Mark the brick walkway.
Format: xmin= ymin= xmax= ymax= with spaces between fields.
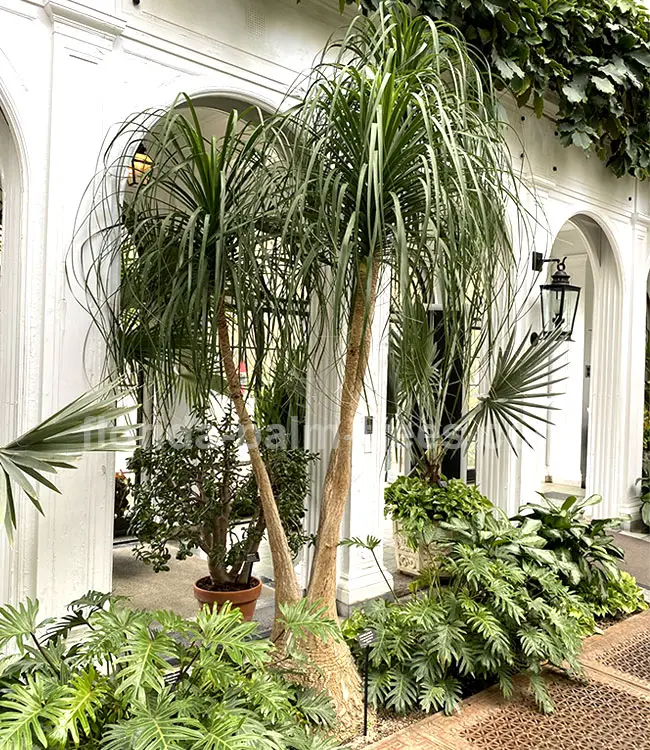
xmin=366 ymin=610 xmax=650 ymax=750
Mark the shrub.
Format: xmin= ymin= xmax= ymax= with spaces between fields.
xmin=580 ymin=570 xmax=648 ymax=620
xmin=128 ymin=410 xmax=316 ymax=586
xmin=344 ymin=511 xmax=585 ymax=715
xmin=513 ymin=494 xmax=635 ymax=610
xmin=0 ymin=593 xmax=340 ymax=750
xmin=385 ymin=476 xmax=492 ymax=545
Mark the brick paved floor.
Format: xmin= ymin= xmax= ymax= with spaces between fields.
xmin=365 ymin=610 xmax=650 ymax=750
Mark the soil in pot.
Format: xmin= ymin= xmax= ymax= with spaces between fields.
xmin=193 ymin=576 xmax=263 ymax=621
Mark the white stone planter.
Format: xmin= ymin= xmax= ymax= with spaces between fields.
xmin=392 ymin=520 xmax=431 ymax=576
xmin=392 ymin=520 xmax=452 ymax=577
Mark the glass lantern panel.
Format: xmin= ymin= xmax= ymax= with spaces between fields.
xmin=550 ymin=289 xmax=566 ymax=330
xmin=562 ymin=286 xmax=581 ymax=339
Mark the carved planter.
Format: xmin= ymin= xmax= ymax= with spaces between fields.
xmin=392 ymin=520 xmax=451 ymax=577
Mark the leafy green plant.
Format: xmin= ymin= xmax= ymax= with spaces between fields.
xmin=338 ymin=0 xmax=650 ymax=180
xmin=641 ymin=490 xmax=650 ymax=529
xmin=0 ymin=593 xmax=340 ymax=750
xmin=514 ymin=494 xmax=627 ymax=605
xmin=344 ymin=511 xmax=585 ymax=715
xmin=580 ymin=570 xmax=648 ymax=619
xmin=129 ymin=410 xmax=316 ymax=587
xmin=1 ymin=385 xmax=136 ymax=540
xmin=637 ymin=470 xmax=650 ymax=530
xmin=385 ymin=476 xmax=492 ymax=545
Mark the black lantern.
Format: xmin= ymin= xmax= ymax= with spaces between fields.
xmin=127 ymin=141 xmax=153 ymax=187
xmin=532 ymin=251 xmax=581 ymax=341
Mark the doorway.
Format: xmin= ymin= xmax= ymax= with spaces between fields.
xmin=544 ymin=221 xmax=594 ymax=491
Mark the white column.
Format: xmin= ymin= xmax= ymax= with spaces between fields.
xmin=583 ymin=223 xmax=625 ymax=518
xmin=32 ymin=3 xmax=125 ymax=616
xmin=618 ymin=219 xmax=649 ymax=522
xmin=303 ymin=275 xmax=391 ymax=612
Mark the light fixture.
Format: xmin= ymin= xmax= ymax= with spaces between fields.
xmin=127 ymin=141 xmax=153 ymax=187
xmin=531 ymin=251 xmax=581 ymax=342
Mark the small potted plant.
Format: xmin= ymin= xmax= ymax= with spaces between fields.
xmin=113 ymin=470 xmax=133 ymax=538
xmin=128 ymin=409 xmax=315 ymax=619
xmin=385 ymin=474 xmax=492 ymax=575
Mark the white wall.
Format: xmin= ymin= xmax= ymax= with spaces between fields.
xmin=478 ymin=103 xmax=650 ymax=521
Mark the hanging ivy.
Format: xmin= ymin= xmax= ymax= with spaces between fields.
xmin=336 ymin=0 xmax=650 ymax=179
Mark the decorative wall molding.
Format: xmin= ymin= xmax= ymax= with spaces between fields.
xmin=45 ymin=0 xmax=125 ymax=62
xmin=45 ymin=1 xmax=126 ymax=38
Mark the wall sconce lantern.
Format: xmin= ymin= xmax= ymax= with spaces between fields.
xmin=127 ymin=141 xmax=153 ymax=187
xmin=531 ymin=251 xmax=581 ymax=342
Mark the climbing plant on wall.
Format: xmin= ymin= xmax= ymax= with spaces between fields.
xmin=336 ymin=0 xmax=650 ymax=180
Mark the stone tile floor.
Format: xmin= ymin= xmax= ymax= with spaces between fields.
xmin=365 ymin=609 xmax=650 ymax=750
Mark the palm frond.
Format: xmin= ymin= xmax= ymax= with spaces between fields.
xmin=0 ymin=384 xmax=138 ymax=539
xmin=458 ymin=329 xmax=568 ymax=454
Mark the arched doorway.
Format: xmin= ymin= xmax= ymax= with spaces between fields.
xmin=540 ymin=214 xmax=623 ymax=517
xmin=109 ymin=95 xmax=290 ymax=617
xmin=543 ymin=222 xmax=594 ymax=490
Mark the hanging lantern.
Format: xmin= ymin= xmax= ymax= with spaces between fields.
xmin=127 ymin=141 xmax=153 ymax=187
xmin=535 ymin=255 xmax=581 ymax=340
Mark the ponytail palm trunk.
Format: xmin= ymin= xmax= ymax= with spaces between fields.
xmin=307 ymin=262 xmax=380 ymax=616
xmin=281 ymin=6 xmax=527 ymax=614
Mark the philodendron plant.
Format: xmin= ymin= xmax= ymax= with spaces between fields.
xmin=0 ymin=593 xmax=340 ymax=750
xmin=128 ymin=409 xmax=316 ymax=589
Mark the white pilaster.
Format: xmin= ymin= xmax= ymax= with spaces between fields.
xmin=303 ymin=274 xmax=391 ymax=611
xmin=619 ymin=217 xmax=649 ymax=522
xmin=32 ymin=2 xmax=125 ymax=615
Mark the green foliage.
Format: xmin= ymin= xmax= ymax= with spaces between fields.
xmin=638 ymin=471 xmax=650 ymax=529
xmin=344 ymin=511 xmax=586 ymax=716
xmin=114 ymin=470 xmax=132 ymax=522
xmin=514 ymin=494 xmax=629 ymax=606
xmin=340 ymin=0 xmax=650 ymax=179
xmin=385 ymin=477 xmax=492 ymax=545
xmin=581 ymin=570 xmax=648 ymax=619
xmin=128 ymin=410 xmax=315 ymax=584
xmin=0 ymin=385 xmax=137 ymax=540
xmin=0 ymin=593 xmax=339 ymax=750
xmin=641 ymin=492 xmax=650 ymax=529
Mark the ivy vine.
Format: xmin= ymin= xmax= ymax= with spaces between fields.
xmin=337 ymin=0 xmax=650 ymax=180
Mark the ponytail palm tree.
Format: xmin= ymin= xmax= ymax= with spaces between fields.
xmin=76 ymin=3 xmax=558 ymax=733
xmin=279 ymin=6 xmax=530 ymax=609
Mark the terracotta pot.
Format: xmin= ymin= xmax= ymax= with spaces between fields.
xmin=193 ymin=576 xmax=263 ymax=621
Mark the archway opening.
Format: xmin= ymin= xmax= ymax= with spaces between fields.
xmin=109 ymin=97 xmax=294 ymax=627
xmin=538 ymin=213 xmax=623 ymax=520
xmin=542 ymin=221 xmax=594 ymax=492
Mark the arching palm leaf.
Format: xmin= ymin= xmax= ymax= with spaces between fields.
xmin=0 ymin=385 xmax=137 ymax=540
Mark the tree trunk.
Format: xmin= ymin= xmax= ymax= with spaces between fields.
xmin=216 ymin=299 xmax=301 ymax=618
xmin=307 ymin=261 xmax=380 ymax=618
xmin=302 ymin=261 xmax=381 ymax=739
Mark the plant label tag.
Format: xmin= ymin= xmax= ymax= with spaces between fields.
xmin=357 ymin=628 xmax=377 ymax=647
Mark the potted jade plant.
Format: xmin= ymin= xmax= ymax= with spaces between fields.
xmin=128 ymin=409 xmax=315 ymax=619
xmin=385 ymin=474 xmax=492 ymax=576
